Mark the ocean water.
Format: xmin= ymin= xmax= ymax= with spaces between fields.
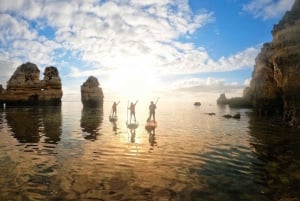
xmin=0 ymin=99 xmax=299 ymax=201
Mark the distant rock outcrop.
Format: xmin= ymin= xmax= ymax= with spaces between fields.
xmin=81 ymin=76 xmax=104 ymax=107
xmin=243 ymin=0 xmax=300 ymax=125
xmin=217 ymin=93 xmax=251 ymax=108
xmin=217 ymin=93 xmax=229 ymax=105
xmin=0 ymin=62 xmax=63 ymax=106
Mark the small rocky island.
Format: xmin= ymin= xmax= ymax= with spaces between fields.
xmin=0 ymin=62 xmax=63 ymax=106
xmin=217 ymin=93 xmax=252 ymax=108
xmin=81 ymin=76 xmax=104 ymax=107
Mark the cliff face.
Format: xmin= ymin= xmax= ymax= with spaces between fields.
xmin=244 ymin=0 xmax=300 ymax=125
xmin=81 ymin=76 xmax=104 ymax=107
xmin=0 ymin=62 xmax=63 ymax=106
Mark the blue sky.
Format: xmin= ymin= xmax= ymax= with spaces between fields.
xmin=0 ymin=0 xmax=295 ymax=101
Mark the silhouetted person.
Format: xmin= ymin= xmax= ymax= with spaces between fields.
xmin=147 ymin=101 xmax=157 ymax=122
xmin=128 ymin=101 xmax=138 ymax=123
xmin=111 ymin=101 xmax=120 ymax=116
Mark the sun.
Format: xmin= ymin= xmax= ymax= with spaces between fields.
xmin=106 ymin=65 xmax=160 ymax=99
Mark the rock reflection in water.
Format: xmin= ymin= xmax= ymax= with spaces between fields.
xmin=191 ymin=145 xmax=268 ymax=201
xmin=5 ymin=106 xmax=62 ymax=144
xmin=42 ymin=106 xmax=62 ymax=144
xmin=0 ymin=107 xmax=4 ymax=130
xmin=248 ymin=115 xmax=300 ymax=200
xmin=80 ymin=106 xmax=103 ymax=141
xmin=5 ymin=107 xmax=41 ymax=143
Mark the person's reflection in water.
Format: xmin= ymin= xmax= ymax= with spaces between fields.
xmin=129 ymin=129 xmax=136 ymax=143
xmin=112 ymin=121 xmax=118 ymax=134
xmin=80 ymin=106 xmax=103 ymax=141
xmin=109 ymin=115 xmax=118 ymax=134
xmin=146 ymin=128 xmax=157 ymax=148
xmin=5 ymin=107 xmax=41 ymax=143
xmin=42 ymin=106 xmax=62 ymax=144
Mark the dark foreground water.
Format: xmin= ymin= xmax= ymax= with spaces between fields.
xmin=0 ymin=100 xmax=299 ymax=201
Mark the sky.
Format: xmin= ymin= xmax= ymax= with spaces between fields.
xmin=0 ymin=0 xmax=296 ymax=102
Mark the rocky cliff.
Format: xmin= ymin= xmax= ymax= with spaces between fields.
xmin=243 ymin=0 xmax=300 ymax=125
xmin=81 ymin=76 xmax=104 ymax=107
xmin=0 ymin=62 xmax=63 ymax=106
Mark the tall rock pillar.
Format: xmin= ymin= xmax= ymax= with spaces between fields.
xmin=81 ymin=76 xmax=104 ymax=107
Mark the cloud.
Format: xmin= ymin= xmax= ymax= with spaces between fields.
xmin=164 ymin=76 xmax=249 ymax=102
xmin=0 ymin=0 xmax=260 ymax=96
xmin=171 ymin=77 xmax=246 ymax=93
xmin=0 ymin=60 xmax=20 ymax=88
xmin=243 ymin=0 xmax=295 ymax=20
xmin=243 ymin=78 xmax=251 ymax=86
xmin=160 ymin=45 xmax=259 ymax=75
xmin=0 ymin=13 xmax=38 ymax=43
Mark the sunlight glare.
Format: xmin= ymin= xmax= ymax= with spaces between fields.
xmin=106 ymin=62 xmax=160 ymax=99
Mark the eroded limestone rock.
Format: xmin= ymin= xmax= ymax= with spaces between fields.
xmin=243 ymin=0 xmax=300 ymax=125
xmin=217 ymin=93 xmax=228 ymax=105
xmin=0 ymin=62 xmax=63 ymax=106
xmin=81 ymin=76 xmax=104 ymax=107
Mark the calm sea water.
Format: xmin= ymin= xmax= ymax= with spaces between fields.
xmin=0 ymin=99 xmax=299 ymax=201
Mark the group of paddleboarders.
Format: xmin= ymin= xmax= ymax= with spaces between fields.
xmin=110 ymin=99 xmax=157 ymax=124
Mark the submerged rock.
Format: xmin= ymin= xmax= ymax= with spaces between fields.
xmin=81 ymin=76 xmax=104 ymax=107
xmin=222 ymin=112 xmax=241 ymax=119
xmin=194 ymin=102 xmax=201 ymax=106
xmin=223 ymin=114 xmax=232 ymax=119
xmin=205 ymin=112 xmax=216 ymax=116
xmin=232 ymin=112 xmax=241 ymax=119
xmin=0 ymin=62 xmax=63 ymax=106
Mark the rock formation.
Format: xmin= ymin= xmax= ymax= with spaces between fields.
xmin=194 ymin=102 xmax=201 ymax=106
xmin=217 ymin=93 xmax=228 ymax=105
xmin=243 ymin=0 xmax=300 ymax=125
xmin=0 ymin=62 xmax=63 ymax=106
xmin=81 ymin=76 xmax=104 ymax=107
xmin=217 ymin=93 xmax=252 ymax=108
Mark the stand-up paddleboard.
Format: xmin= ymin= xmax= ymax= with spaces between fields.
xmin=145 ymin=120 xmax=157 ymax=130
xmin=126 ymin=121 xmax=139 ymax=129
xmin=109 ymin=115 xmax=118 ymax=122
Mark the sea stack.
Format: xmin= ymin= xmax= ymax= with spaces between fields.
xmin=0 ymin=62 xmax=63 ymax=106
xmin=81 ymin=76 xmax=104 ymax=107
xmin=243 ymin=0 xmax=300 ymax=125
xmin=217 ymin=93 xmax=228 ymax=105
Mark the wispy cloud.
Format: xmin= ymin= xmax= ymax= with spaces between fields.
xmin=171 ymin=77 xmax=247 ymax=93
xmin=243 ymin=0 xmax=295 ymax=20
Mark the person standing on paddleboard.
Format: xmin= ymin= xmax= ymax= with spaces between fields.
xmin=129 ymin=101 xmax=138 ymax=123
xmin=111 ymin=101 xmax=120 ymax=116
xmin=148 ymin=101 xmax=157 ymax=122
